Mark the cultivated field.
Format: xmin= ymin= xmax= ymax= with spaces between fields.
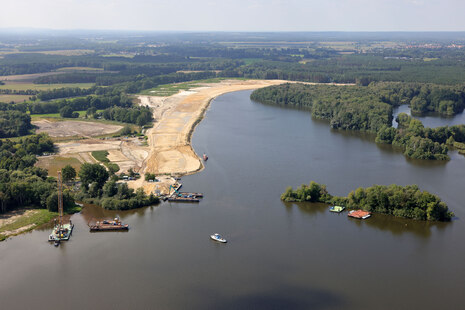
xmin=0 ymin=72 xmax=67 ymax=84
xmin=0 ymin=83 xmax=95 ymax=90
xmin=0 ymin=94 xmax=30 ymax=103
xmin=56 ymin=67 xmax=103 ymax=71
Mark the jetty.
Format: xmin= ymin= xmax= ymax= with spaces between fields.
xmin=167 ymin=184 xmax=203 ymax=202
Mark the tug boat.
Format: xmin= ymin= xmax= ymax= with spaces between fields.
xmin=210 ymin=233 xmax=227 ymax=243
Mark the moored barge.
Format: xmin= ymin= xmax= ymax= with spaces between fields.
xmin=89 ymin=218 xmax=129 ymax=231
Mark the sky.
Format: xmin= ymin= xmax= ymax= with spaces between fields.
xmin=0 ymin=0 xmax=464 ymax=32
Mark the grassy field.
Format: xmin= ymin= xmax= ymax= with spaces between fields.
xmin=36 ymin=156 xmax=82 ymax=178
xmin=30 ymin=110 xmax=91 ymax=120
xmin=0 ymin=209 xmax=58 ymax=241
xmin=91 ymin=150 xmax=120 ymax=173
xmin=0 ymin=94 xmax=31 ymax=103
xmin=0 ymin=83 xmax=95 ymax=91
xmin=91 ymin=150 xmax=110 ymax=163
xmin=31 ymin=110 xmax=90 ymax=121
xmin=139 ymin=77 xmax=247 ymax=96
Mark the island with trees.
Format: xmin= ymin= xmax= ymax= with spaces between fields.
xmin=281 ymin=181 xmax=453 ymax=222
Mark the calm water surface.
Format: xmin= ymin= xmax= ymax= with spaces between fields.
xmin=393 ymin=104 xmax=465 ymax=127
xmin=1 ymin=90 xmax=465 ymax=309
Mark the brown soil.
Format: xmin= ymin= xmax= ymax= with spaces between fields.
xmin=33 ymin=120 xmax=123 ymax=138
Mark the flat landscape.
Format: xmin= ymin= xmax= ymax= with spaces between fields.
xmin=1 ymin=25 xmax=465 ymax=310
xmin=0 ymin=83 xmax=94 ymax=90
xmin=33 ymin=119 xmax=122 ymax=137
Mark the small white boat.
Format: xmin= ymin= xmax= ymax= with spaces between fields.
xmin=210 ymin=233 xmax=227 ymax=243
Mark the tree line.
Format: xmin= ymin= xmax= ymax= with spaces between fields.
xmin=101 ymin=106 xmax=153 ymax=126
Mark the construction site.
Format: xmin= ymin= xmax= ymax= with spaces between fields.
xmin=35 ymin=79 xmax=287 ymax=197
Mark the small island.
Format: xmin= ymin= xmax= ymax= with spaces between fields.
xmin=281 ymin=181 xmax=453 ymax=222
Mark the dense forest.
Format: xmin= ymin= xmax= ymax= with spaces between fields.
xmin=0 ymin=111 xmax=33 ymax=138
xmin=281 ymin=181 xmax=453 ymax=222
xmin=0 ymin=134 xmax=72 ymax=215
xmin=251 ymin=83 xmax=465 ymax=160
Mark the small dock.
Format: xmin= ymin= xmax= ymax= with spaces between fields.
xmin=166 ymin=183 xmax=203 ymax=202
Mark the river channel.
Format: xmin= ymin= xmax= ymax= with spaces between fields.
xmin=1 ymin=90 xmax=465 ymax=309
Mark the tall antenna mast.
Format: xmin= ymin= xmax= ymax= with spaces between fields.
xmin=57 ymin=171 xmax=63 ymax=228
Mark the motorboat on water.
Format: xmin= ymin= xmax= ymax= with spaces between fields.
xmin=329 ymin=205 xmax=345 ymax=213
xmin=210 ymin=233 xmax=227 ymax=243
xmin=203 ymin=153 xmax=208 ymax=161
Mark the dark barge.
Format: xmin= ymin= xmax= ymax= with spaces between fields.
xmin=89 ymin=218 xmax=129 ymax=231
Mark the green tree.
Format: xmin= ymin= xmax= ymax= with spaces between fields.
xmin=46 ymin=190 xmax=76 ymax=212
xmin=120 ymin=125 xmax=132 ymax=136
xmin=78 ymin=163 xmax=109 ymax=190
xmin=62 ymin=165 xmax=76 ymax=182
xmin=59 ymin=106 xmax=74 ymax=118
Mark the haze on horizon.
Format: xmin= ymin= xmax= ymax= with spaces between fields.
xmin=0 ymin=0 xmax=464 ymax=32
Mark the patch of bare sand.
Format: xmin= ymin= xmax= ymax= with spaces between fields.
xmin=50 ymin=138 xmax=150 ymax=174
xmin=58 ymin=139 xmax=122 ymax=154
xmin=0 ymin=209 xmax=39 ymax=237
xmin=33 ymin=120 xmax=122 ymax=138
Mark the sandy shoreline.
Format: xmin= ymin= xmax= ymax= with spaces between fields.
xmin=130 ymin=79 xmax=290 ymax=193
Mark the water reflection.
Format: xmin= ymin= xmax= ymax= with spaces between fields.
xmin=209 ymin=284 xmax=346 ymax=310
xmin=79 ymin=203 xmax=156 ymax=223
xmin=286 ymin=201 xmax=447 ymax=238
xmin=393 ymin=105 xmax=465 ymax=128
xmin=362 ymin=213 xmax=448 ymax=238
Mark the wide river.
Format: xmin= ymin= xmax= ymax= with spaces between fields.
xmin=1 ymin=90 xmax=465 ymax=309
